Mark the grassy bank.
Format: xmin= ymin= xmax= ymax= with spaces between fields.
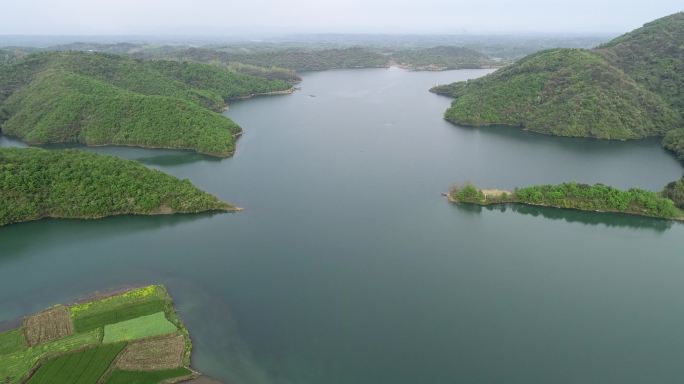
xmin=448 ymin=182 xmax=684 ymax=221
xmin=0 ymin=285 xmax=202 ymax=384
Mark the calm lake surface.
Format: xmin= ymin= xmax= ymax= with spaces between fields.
xmin=1 ymin=68 xmax=683 ymax=384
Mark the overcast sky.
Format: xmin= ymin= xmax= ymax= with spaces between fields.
xmin=1 ymin=0 xmax=681 ymax=35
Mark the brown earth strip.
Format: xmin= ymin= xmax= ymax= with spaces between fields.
xmin=23 ymin=305 xmax=73 ymax=346
xmin=178 ymin=376 xmax=223 ymax=384
xmin=116 ymin=334 xmax=185 ymax=370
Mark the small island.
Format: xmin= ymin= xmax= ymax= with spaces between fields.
xmin=0 ymin=147 xmax=236 ymax=227
xmin=448 ymin=180 xmax=684 ymax=221
xmin=0 ymin=285 xmax=215 ymax=384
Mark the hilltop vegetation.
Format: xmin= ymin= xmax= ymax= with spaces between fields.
xmin=437 ymin=48 xmax=678 ymax=139
xmin=449 ymin=181 xmax=684 ymax=221
xmin=0 ymin=147 xmax=234 ymax=226
xmin=134 ymin=45 xmax=504 ymax=72
xmin=391 ymin=46 xmax=496 ymax=70
xmin=0 ymin=51 xmax=292 ymax=156
xmin=0 ymin=47 xmax=36 ymax=65
xmin=135 ymin=46 xmax=389 ymax=72
xmin=41 ymin=43 xmax=504 ymax=73
xmin=662 ymin=177 xmax=684 ymax=209
xmin=596 ymin=13 xmax=684 ymax=117
xmin=663 ymin=128 xmax=684 ymax=159
xmin=0 ymin=285 xmax=202 ymax=384
xmin=434 ymin=12 xmax=684 ymax=145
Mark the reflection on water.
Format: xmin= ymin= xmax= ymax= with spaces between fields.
xmin=0 ymin=134 xmax=221 ymax=166
xmin=454 ymin=203 xmax=674 ymax=232
xmin=0 ymin=212 xmax=226 ymax=260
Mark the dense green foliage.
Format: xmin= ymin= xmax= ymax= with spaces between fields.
xmin=105 ymin=367 xmax=193 ymax=384
xmin=0 ymin=51 xmax=291 ymax=155
xmin=450 ymin=182 xmax=683 ymax=220
xmin=224 ymin=62 xmax=300 ymax=82
xmin=0 ymin=148 xmax=232 ymax=226
xmin=451 ymin=184 xmax=486 ymax=204
xmin=391 ymin=46 xmax=496 ymax=70
xmin=26 ymin=343 xmax=126 ymax=384
xmin=438 ymin=48 xmax=678 ymax=139
xmin=136 ymin=45 xmax=504 ymax=72
xmin=662 ymin=177 xmax=684 ymax=209
xmin=0 ymin=48 xmax=36 ymax=65
xmin=663 ymin=128 xmax=684 ymax=159
xmin=435 ymin=12 xmax=684 ymax=141
xmin=137 ymin=46 xmax=389 ymax=72
xmin=597 ymin=12 xmax=684 ymax=118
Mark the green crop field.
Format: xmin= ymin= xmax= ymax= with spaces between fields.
xmin=0 ymin=329 xmax=101 ymax=383
xmin=73 ymin=299 xmax=167 ymax=333
xmin=27 ymin=343 xmax=126 ymax=384
xmin=105 ymin=367 xmax=193 ymax=384
xmin=0 ymin=285 xmax=196 ymax=384
xmin=70 ymin=285 xmax=172 ymax=332
xmin=103 ymin=312 xmax=178 ymax=344
xmin=0 ymin=329 xmax=26 ymax=355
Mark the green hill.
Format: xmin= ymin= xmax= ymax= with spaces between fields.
xmin=390 ymin=46 xmax=497 ymax=70
xmin=596 ymin=13 xmax=684 ymax=116
xmin=0 ymin=147 xmax=234 ymax=226
xmin=0 ymin=51 xmax=292 ymax=156
xmin=433 ymin=12 xmax=683 ymax=146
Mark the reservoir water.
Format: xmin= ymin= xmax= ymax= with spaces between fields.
xmin=1 ymin=68 xmax=683 ymax=384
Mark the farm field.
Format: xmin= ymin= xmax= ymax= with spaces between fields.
xmin=0 ymin=285 xmax=203 ymax=384
xmin=26 ymin=343 xmax=126 ymax=384
xmin=102 ymin=312 xmax=178 ymax=343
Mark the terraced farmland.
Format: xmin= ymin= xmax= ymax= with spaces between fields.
xmin=0 ymin=285 xmax=203 ymax=384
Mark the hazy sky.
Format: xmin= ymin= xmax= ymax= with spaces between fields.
xmin=1 ymin=0 xmax=681 ymax=35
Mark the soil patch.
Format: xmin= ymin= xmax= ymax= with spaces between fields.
xmin=116 ymin=334 xmax=185 ymax=370
xmin=23 ymin=306 xmax=73 ymax=346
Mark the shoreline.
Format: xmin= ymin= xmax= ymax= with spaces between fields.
xmin=1 ymin=132 xmax=240 ymax=158
xmin=393 ymin=63 xmax=504 ymax=72
xmin=0 ymin=206 xmax=242 ymax=228
xmin=227 ymin=87 xmax=297 ymax=102
xmin=445 ymin=189 xmax=684 ymax=222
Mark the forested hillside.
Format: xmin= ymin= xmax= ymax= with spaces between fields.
xmin=433 ymin=12 xmax=683 ymax=153
xmin=0 ymin=51 xmax=292 ymax=156
xmin=0 ymin=148 xmax=234 ymax=226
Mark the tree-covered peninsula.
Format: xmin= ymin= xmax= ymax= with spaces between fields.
xmin=432 ymin=12 xmax=684 ymax=155
xmin=0 ymin=51 xmax=293 ymax=156
xmin=448 ymin=180 xmax=684 ymax=221
xmin=0 ymin=147 xmax=235 ymax=226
